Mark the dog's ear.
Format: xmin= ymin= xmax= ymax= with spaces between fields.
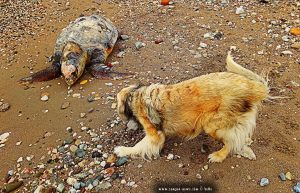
xmin=117 ymin=85 xmax=137 ymax=120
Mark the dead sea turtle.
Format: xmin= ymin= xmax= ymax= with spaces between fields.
xmin=19 ymin=15 xmax=129 ymax=86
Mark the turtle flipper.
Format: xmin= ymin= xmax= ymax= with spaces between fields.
xmin=19 ymin=63 xmax=61 ymax=85
xmin=87 ymin=63 xmax=133 ymax=79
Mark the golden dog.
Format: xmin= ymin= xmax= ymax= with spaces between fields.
xmin=114 ymin=52 xmax=269 ymax=163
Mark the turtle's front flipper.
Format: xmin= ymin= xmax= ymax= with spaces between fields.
xmin=87 ymin=63 xmax=133 ymax=79
xmin=18 ymin=63 xmax=61 ymax=85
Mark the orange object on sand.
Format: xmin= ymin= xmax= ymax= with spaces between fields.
xmin=161 ymin=0 xmax=170 ymax=6
xmin=290 ymin=28 xmax=300 ymax=35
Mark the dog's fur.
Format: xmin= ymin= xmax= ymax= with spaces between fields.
xmin=114 ymin=52 xmax=269 ymax=163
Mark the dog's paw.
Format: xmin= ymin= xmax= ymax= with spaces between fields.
xmin=237 ymin=146 xmax=256 ymax=160
xmin=208 ymin=152 xmax=226 ymax=163
xmin=114 ymin=146 xmax=130 ymax=157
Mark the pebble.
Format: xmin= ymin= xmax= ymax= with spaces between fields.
xmin=0 ymin=132 xmax=10 ymax=146
xmin=203 ymin=165 xmax=209 ymax=170
xmin=135 ymin=41 xmax=145 ymax=50
xmin=259 ymin=178 xmax=269 ymax=186
xmin=105 ymin=82 xmax=113 ymax=86
xmin=61 ymin=102 xmax=70 ymax=109
xmin=285 ymin=172 xmax=292 ymax=180
xmin=196 ymin=174 xmax=202 ymax=180
xmin=56 ymin=183 xmax=65 ymax=192
xmin=111 ymin=103 xmax=117 ymax=109
xmin=167 ymin=153 xmax=174 ymax=160
xmin=100 ymin=161 xmax=106 ymax=167
xmin=117 ymin=51 xmax=125 ymax=58
xmin=107 ymin=154 xmax=117 ymax=163
xmin=80 ymin=113 xmax=86 ymax=118
xmin=199 ymin=42 xmax=207 ymax=48
xmin=17 ymin=157 xmax=23 ymax=163
xmin=279 ymin=172 xmax=286 ymax=181
xmin=0 ymin=102 xmax=10 ymax=112
xmin=40 ymin=95 xmax=49 ymax=101
xmin=155 ymin=38 xmax=164 ymax=44
xmin=72 ymin=93 xmax=81 ymax=98
xmin=3 ymin=181 xmax=24 ymax=192
xmin=128 ymin=181 xmax=136 ymax=187
xmin=235 ymin=6 xmax=245 ymax=14
xmin=120 ymin=35 xmax=129 ymax=40
xmin=294 ymin=182 xmax=300 ymax=193
xmin=291 ymin=42 xmax=300 ymax=49
xmin=96 ymin=182 xmax=112 ymax=191
xmin=67 ymin=177 xmax=77 ymax=185
xmin=115 ymin=156 xmax=128 ymax=166
xmin=70 ymin=145 xmax=78 ymax=153
xmin=79 ymin=80 xmax=88 ymax=85
xmin=121 ymin=179 xmax=126 ymax=184
xmin=87 ymin=95 xmax=95 ymax=102
xmin=281 ymin=50 xmax=293 ymax=55
xmin=91 ymin=151 xmax=102 ymax=158
xmin=75 ymin=149 xmax=86 ymax=158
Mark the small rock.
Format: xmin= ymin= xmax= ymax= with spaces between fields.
xmin=80 ymin=80 xmax=88 ymax=85
xmin=0 ymin=102 xmax=10 ymax=112
xmin=128 ymin=181 xmax=135 ymax=187
xmin=66 ymin=127 xmax=73 ymax=133
xmin=3 ymin=181 xmax=23 ymax=192
xmin=75 ymin=149 xmax=86 ymax=158
xmin=196 ymin=174 xmax=202 ymax=180
xmin=93 ymin=180 xmax=100 ymax=186
xmin=281 ymin=50 xmax=293 ymax=55
xmin=120 ymin=35 xmax=129 ymax=40
xmin=155 ymin=38 xmax=164 ymax=44
xmin=87 ymin=95 xmax=95 ymax=102
xmin=70 ymin=145 xmax=78 ymax=153
xmin=56 ymin=183 xmax=65 ymax=192
xmin=203 ymin=165 xmax=209 ymax=170
xmin=236 ymin=6 xmax=245 ymax=14
xmin=259 ymin=178 xmax=269 ymax=187
xmin=72 ymin=93 xmax=81 ymax=98
xmin=61 ymin=102 xmax=70 ymax=109
xmin=117 ymin=51 xmax=125 ymax=58
xmin=0 ymin=132 xmax=10 ymax=145
xmin=67 ymin=177 xmax=77 ymax=186
xmin=111 ymin=103 xmax=117 ymax=109
xmin=167 ymin=154 xmax=174 ymax=160
xmin=279 ymin=172 xmax=286 ymax=181
xmin=291 ymin=42 xmax=300 ymax=49
xmin=40 ymin=95 xmax=49 ymax=101
xmin=137 ymin=164 xmax=143 ymax=168
xmin=96 ymin=182 xmax=112 ymax=191
xmin=199 ymin=42 xmax=207 ymax=48
xmin=293 ymin=182 xmax=300 ymax=193
xmin=286 ymin=172 xmax=292 ymax=180
xmin=105 ymin=83 xmax=113 ymax=86
xmin=115 ymin=156 xmax=128 ymax=166
xmin=100 ymin=161 xmax=106 ymax=167
xmin=91 ymin=151 xmax=102 ymax=158
xmin=17 ymin=157 xmax=23 ymax=163
xmin=80 ymin=113 xmax=86 ymax=118
xmin=121 ymin=179 xmax=126 ymax=184
xmin=135 ymin=41 xmax=145 ymax=50
xmin=107 ymin=154 xmax=117 ymax=163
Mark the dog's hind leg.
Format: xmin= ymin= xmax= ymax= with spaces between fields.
xmin=208 ymin=141 xmax=231 ymax=163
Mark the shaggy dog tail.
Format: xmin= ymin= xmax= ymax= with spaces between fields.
xmin=226 ymin=52 xmax=268 ymax=87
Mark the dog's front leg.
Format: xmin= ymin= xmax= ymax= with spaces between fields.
xmin=114 ymin=116 xmax=165 ymax=159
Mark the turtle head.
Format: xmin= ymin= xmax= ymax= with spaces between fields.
xmin=61 ymin=42 xmax=88 ymax=86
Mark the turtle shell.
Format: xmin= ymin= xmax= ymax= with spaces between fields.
xmin=54 ymin=15 xmax=118 ymax=53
